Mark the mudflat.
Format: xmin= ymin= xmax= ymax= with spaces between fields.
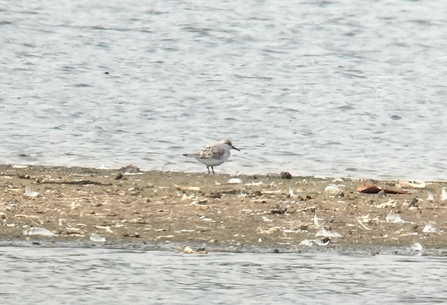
xmin=0 ymin=164 xmax=445 ymax=252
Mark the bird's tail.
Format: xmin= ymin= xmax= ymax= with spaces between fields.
xmin=183 ymin=153 xmax=196 ymax=158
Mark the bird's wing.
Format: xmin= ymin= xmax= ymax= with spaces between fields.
xmin=198 ymin=144 xmax=225 ymax=160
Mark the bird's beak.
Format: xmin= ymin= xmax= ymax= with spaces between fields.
xmin=232 ymin=145 xmax=240 ymax=151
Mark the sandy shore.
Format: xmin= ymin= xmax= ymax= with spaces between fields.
xmin=0 ymin=164 xmax=446 ymax=254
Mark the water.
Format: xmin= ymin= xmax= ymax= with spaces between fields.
xmin=1 ymin=0 xmax=447 ymax=180
xmin=0 ymin=247 xmax=445 ymax=304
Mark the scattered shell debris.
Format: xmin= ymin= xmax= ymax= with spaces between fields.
xmin=246 ymin=181 xmax=263 ymax=186
xmin=396 ymin=180 xmax=426 ymax=189
xmin=376 ymin=199 xmax=396 ymax=209
xmin=299 ymin=238 xmax=330 ymax=247
xmin=178 ymin=246 xmax=208 ymax=254
xmin=315 ymin=228 xmax=342 ymax=238
xmin=0 ymin=165 xmax=446 ymax=250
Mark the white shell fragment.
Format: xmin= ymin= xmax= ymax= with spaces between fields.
xmin=227 ymin=178 xmax=243 ymax=184
xmin=23 ymin=227 xmax=56 ymax=236
xmin=236 ymin=190 xmax=247 ymax=197
xmin=94 ymin=225 xmax=113 ymax=233
xmin=183 ymin=246 xmax=195 ymax=254
xmin=90 ymin=233 xmax=106 ymax=243
xmin=324 ymin=184 xmax=340 ymax=193
xmin=262 ymin=216 xmax=273 ymax=222
xmin=422 ymin=221 xmax=436 ymax=233
xmin=441 ymin=188 xmax=447 ymax=201
xmin=299 ymin=239 xmax=314 ymax=247
xmin=200 ymin=216 xmax=214 ymax=222
xmin=24 ymin=186 xmax=39 ymax=198
xmin=12 ymin=165 xmax=29 ymax=169
xmin=385 ymin=211 xmax=405 ymax=223
xmin=397 ymin=180 xmax=426 ymax=189
xmin=411 ymin=242 xmax=423 ymax=252
xmin=175 ymin=185 xmax=200 ymax=191
xmin=289 ymin=188 xmax=297 ymax=198
xmin=299 ymin=238 xmax=331 ymax=246
xmin=313 ymin=214 xmax=324 ymax=228
xmin=245 ymin=181 xmax=263 ymax=186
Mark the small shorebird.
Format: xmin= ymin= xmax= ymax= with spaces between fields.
xmin=183 ymin=139 xmax=240 ymax=174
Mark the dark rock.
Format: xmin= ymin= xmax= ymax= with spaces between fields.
xmin=280 ymin=171 xmax=292 ymax=179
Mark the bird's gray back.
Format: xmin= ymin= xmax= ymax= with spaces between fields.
xmin=198 ymin=143 xmax=227 ymax=160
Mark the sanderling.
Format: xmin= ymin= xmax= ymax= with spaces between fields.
xmin=183 ymin=139 xmax=240 ymax=174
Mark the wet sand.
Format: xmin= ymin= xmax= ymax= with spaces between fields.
xmin=0 ymin=164 xmax=446 ymax=253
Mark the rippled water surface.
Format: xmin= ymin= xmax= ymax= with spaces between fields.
xmin=0 ymin=247 xmax=446 ymax=304
xmin=1 ymin=0 xmax=447 ymax=180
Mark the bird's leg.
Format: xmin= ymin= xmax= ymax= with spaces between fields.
xmin=211 ymin=166 xmax=215 ymax=174
xmin=207 ymin=166 xmax=211 ymax=174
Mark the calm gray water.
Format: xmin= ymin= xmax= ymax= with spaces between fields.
xmin=0 ymin=247 xmax=446 ymax=305
xmin=1 ymin=1 xmax=447 ymax=180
